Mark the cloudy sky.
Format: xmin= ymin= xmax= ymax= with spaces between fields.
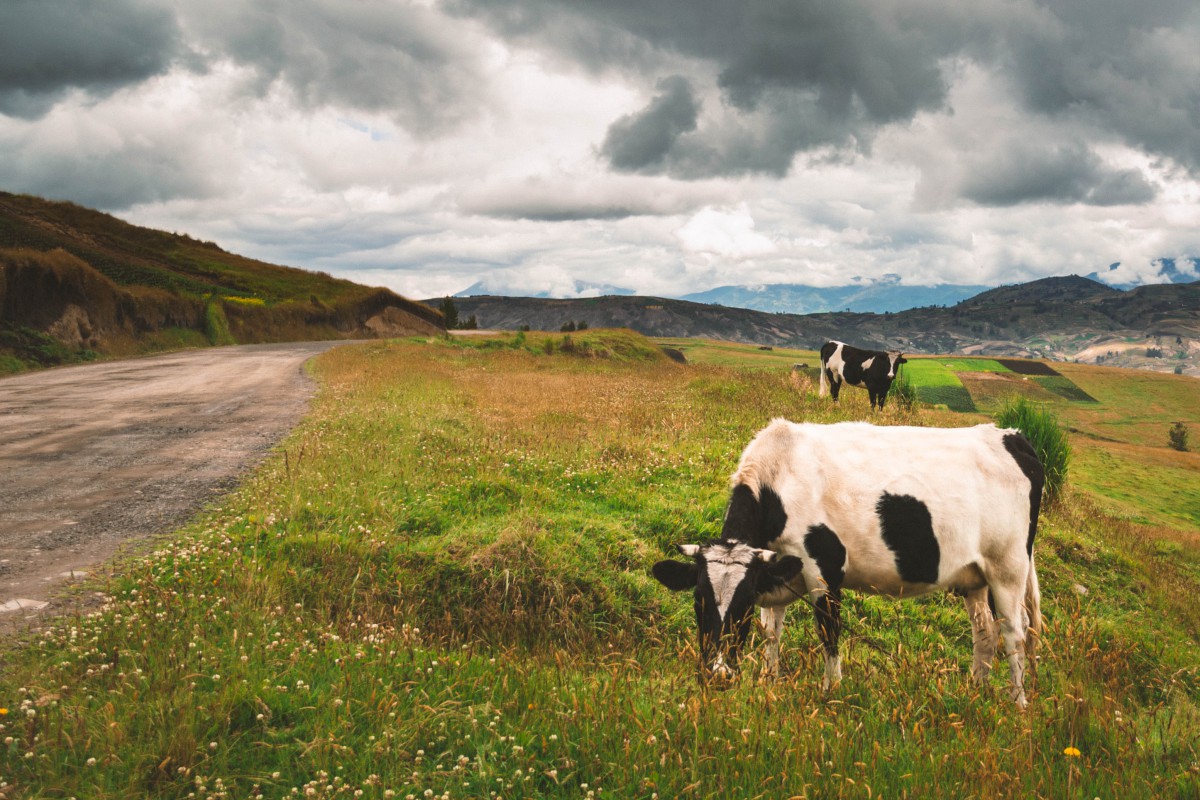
xmin=2 ymin=0 xmax=1198 ymax=299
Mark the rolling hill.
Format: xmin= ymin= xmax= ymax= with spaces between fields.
xmin=443 ymin=276 xmax=1200 ymax=376
xmin=0 ymin=192 xmax=443 ymax=372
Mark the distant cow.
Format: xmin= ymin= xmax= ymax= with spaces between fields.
xmin=819 ymin=341 xmax=907 ymax=410
xmin=653 ymin=419 xmax=1044 ymax=707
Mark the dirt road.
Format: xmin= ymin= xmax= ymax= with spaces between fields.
xmin=0 ymin=341 xmax=351 ymax=634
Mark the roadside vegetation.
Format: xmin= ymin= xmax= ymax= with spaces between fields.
xmin=1 ymin=331 xmax=1197 ymax=798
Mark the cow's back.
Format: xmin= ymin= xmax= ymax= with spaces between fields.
xmin=732 ymin=420 xmax=1036 ymax=591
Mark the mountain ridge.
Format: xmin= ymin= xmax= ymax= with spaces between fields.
xmin=442 ymin=277 xmax=1200 ymax=375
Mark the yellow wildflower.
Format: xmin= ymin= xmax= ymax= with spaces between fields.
xmin=1063 ymin=746 xmax=1081 ymax=757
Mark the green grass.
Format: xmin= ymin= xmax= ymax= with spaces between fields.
xmin=1033 ymin=376 xmax=1098 ymax=403
xmin=899 ymin=359 xmax=978 ymax=412
xmin=2 ymin=333 xmax=1198 ymax=799
xmin=653 ymin=337 xmax=819 ymax=371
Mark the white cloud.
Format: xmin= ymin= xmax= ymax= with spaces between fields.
xmin=676 ymin=204 xmax=775 ymax=259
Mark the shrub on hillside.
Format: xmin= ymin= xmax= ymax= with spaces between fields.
xmin=994 ymin=395 xmax=1070 ymax=504
xmin=1168 ymin=422 xmax=1189 ymax=452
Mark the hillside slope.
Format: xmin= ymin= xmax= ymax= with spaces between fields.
xmin=446 ymin=276 xmax=1200 ymax=375
xmin=0 ymin=192 xmax=443 ymax=371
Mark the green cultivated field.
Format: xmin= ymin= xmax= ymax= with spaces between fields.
xmin=2 ymin=331 xmax=1198 ymax=799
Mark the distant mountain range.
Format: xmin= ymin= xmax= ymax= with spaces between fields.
xmin=676 ymin=281 xmax=990 ymax=314
xmin=1086 ymin=258 xmax=1200 ymax=290
xmin=457 ymin=278 xmax=986 ymax=315
xmin=457 ymin=259 xmax=1198 ymax=317
xmin=443 ymin=275 xmax=1200 ymax=376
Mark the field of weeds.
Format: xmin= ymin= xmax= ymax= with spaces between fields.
xmin=2 ymin=331 xmax=1197 ymax=799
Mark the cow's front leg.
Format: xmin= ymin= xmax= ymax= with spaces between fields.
xmin=760 ymin=605 xmax=786 ymax=677
xmin=813 ymin=588 xmax=843 ymax=691
xmin=963 ymin=587 xmax=997 ymax=684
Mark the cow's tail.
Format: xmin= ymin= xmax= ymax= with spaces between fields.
xmin=1024 ymin=555 xmax=1042 ymax=668
xmin=819 ymin=359 xmax=828 ymax=397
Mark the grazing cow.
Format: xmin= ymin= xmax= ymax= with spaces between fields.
xmin=819 ymin=340 xmax=907 ymax=410
xmin=653 ymin=419 xmax=1043 ymax=706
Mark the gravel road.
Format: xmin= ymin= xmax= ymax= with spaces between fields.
xmin=0 ymin=341 xmax=351 ymax=634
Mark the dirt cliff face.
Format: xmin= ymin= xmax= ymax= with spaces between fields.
xmin=1 ymin=248 xmax=207 ymax=351
xmin=364 ymin=306 xmax=442 ymax=337
xmin=1 ymin=246 xmax=444 ymax=370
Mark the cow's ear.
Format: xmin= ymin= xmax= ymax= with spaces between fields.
xmin=897 ymin=356 xmax=908 ymax=365
xmin=653 ymin=560 xmax=698 ymax=591
xmin=759 ymin=555 xmax=804 ymax=589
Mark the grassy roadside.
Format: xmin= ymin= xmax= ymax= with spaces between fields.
xmin=2 ymin=331 xmax=1197 ymax=799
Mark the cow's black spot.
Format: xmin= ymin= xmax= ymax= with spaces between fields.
xmin=876 ymin=492 xmax=940 ymax=584
xmin=721 ymin=483 xmax=788 ymax=547
xmin=1002 ymin=432 xmax=1044 ymax=555
xmin=758 ymin=486 xmax=788 ymax=546
xmin=804 ymin=524 xmax=846 ymax=592
xmin=721 ymin=484 xmax=758 ymax=542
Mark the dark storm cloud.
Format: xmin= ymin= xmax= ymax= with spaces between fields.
xmin=600 ymin=75 xmax=699 ymax=172
xmin=454 ymin=0 xmax=1200 ymax=187
xmin=1000 ymin=0 xmax=1200 ymax=172
xmin=179 ymin=0 xmax=489 ymax=135
xmin=0 ymin=0 xmax=182 ymax=118
xmin=452 ymin=0 xmax=950 ymax=119
xmin=453 ymin=0 xmax=957 ymax=177
xmin=959 ymin=141 xmax=1158 ymax=208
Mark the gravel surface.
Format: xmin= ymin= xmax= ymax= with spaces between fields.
xmin=0 ymin=341 xmax=351 ymax=635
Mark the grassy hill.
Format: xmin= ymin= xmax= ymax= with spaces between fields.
xmin=2 ymin=330 xmax=1196 ymax=798
xmin=0 ymin=192 xmax=443 ymax=373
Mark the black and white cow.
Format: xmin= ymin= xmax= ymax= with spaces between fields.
xmin=653 ymin=419 xmax=1044 ymax=706
xmin=819 ymin=340 xmax=907 ymax=410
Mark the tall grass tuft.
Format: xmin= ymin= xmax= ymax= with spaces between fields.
xmin=888 ymin=366 xmax=918 ymax=411
xmin=203 ymin=298 xmax=237 ymax=345
xmin=995 ymin=394 xmax=1071 ymax=503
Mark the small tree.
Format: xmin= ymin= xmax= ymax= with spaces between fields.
xmin=439 ymin=297 xmax=459 ymax=329
xmin=577 ymin=320 xmax=589 ymax=330
xmin=463 ymin=314 xmax=478 ymax=330
xmin=1168 ymin=422 xmax=1190 ymax=452
xmin=561 ymin=321 xmax=577 ymax=332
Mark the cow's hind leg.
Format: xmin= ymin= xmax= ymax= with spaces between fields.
xmin=760 ymin=606 xmax=786 ymax=677
xmin=988 ymin=580 xmax=1030 ymax=708
xmin=812 ymin=588 xmax=843 ymax=691
xmin=963 ymin=587 xmax=998 ymax=684
xmin=828 ymin=377 xmax=841 ymax=402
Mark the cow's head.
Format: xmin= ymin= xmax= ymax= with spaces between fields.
xmin=653 ymin=540 xmax=804 ymax=683
xmin=886 ymin=351 xmax=908 ymax=378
